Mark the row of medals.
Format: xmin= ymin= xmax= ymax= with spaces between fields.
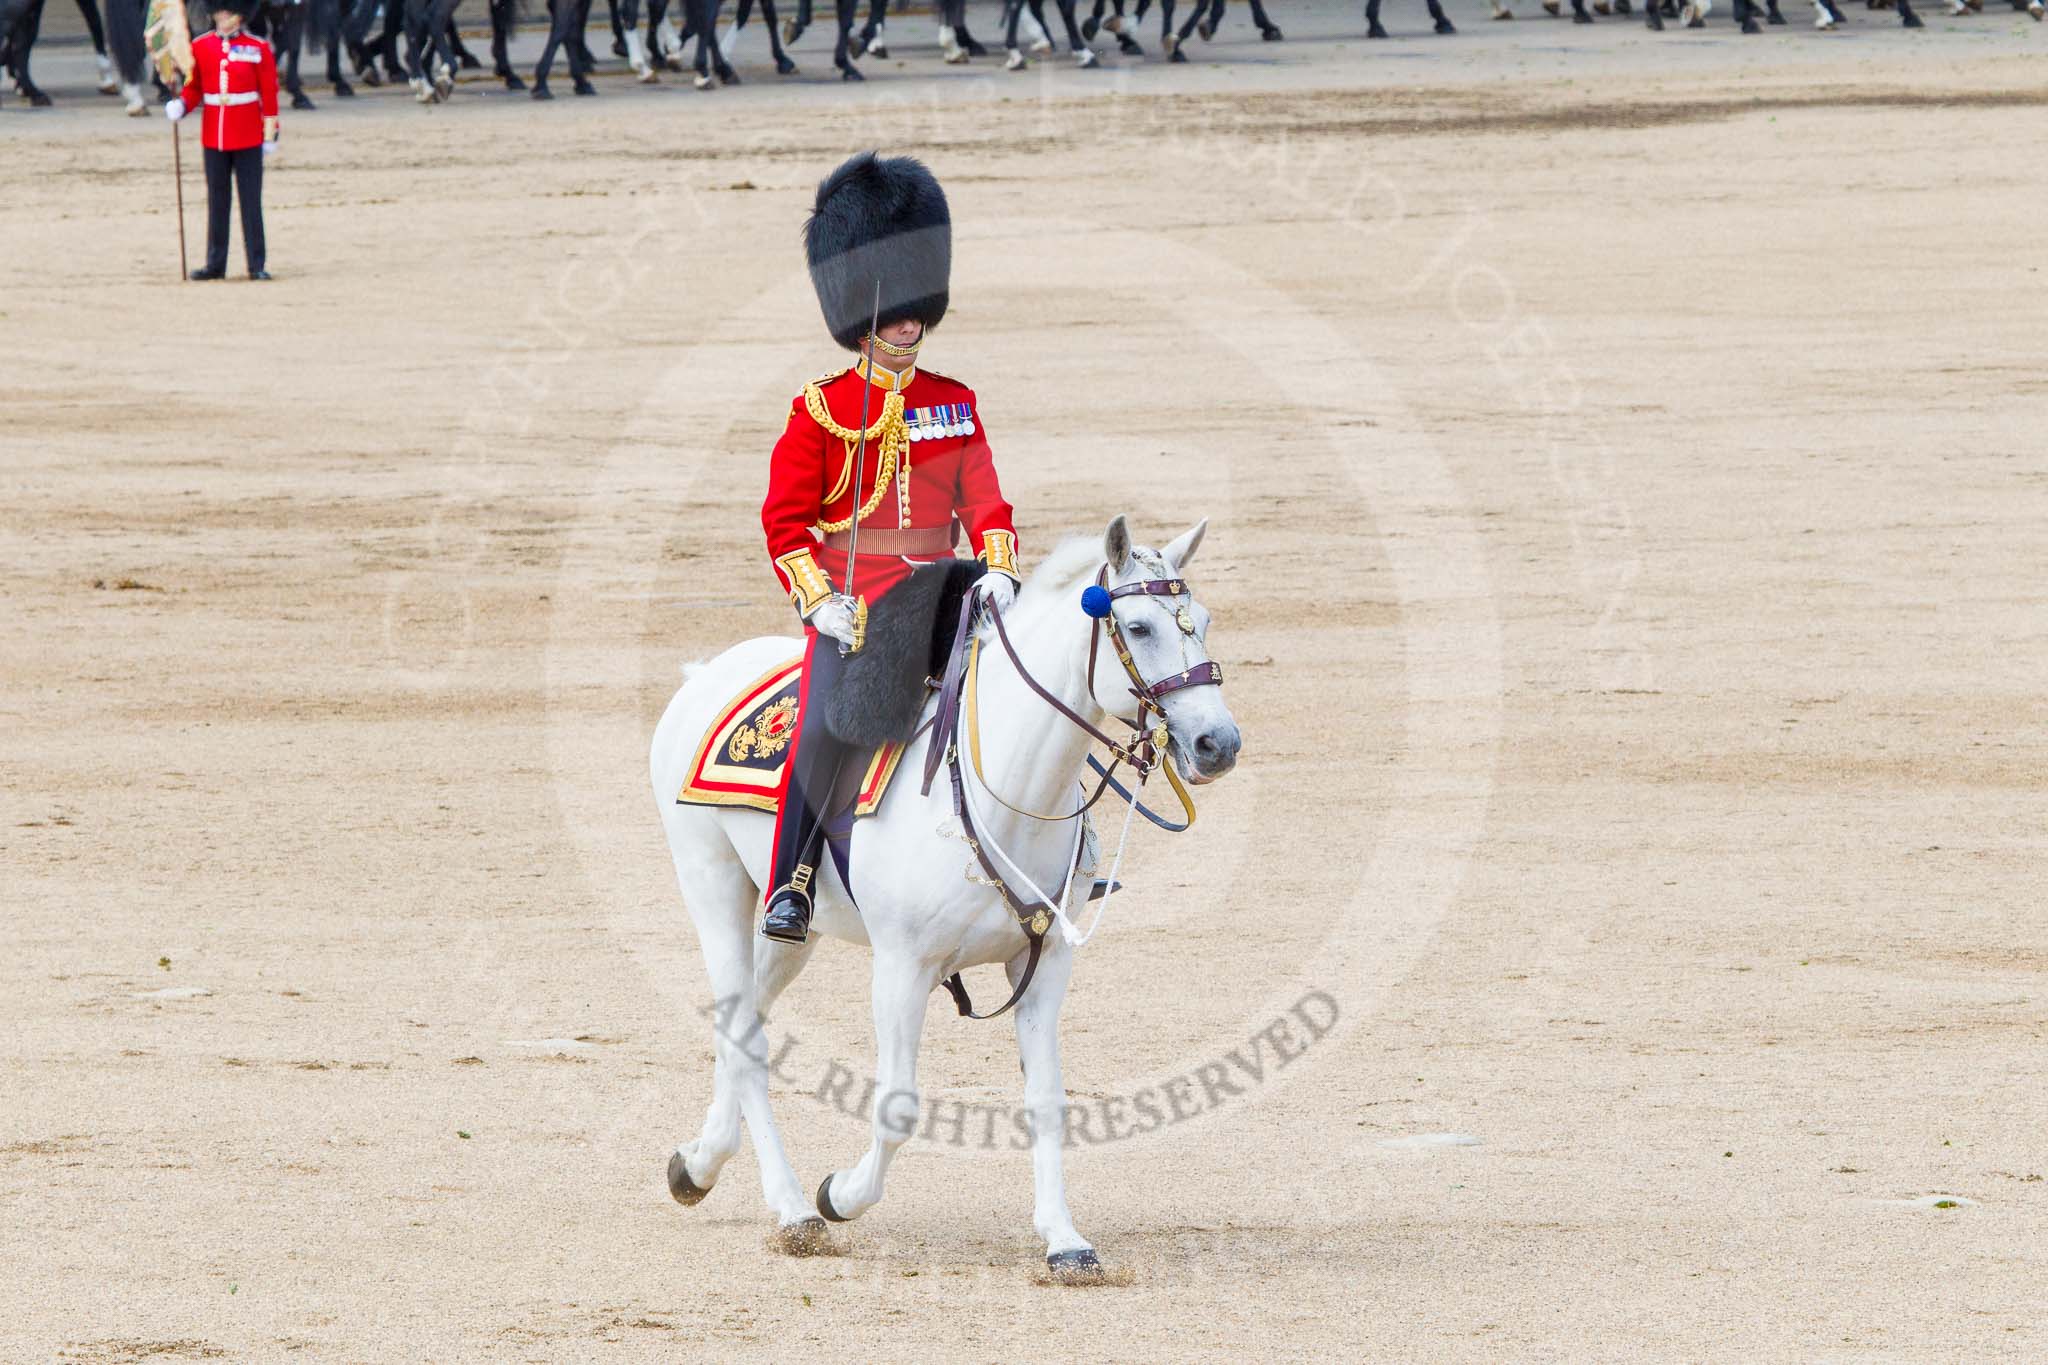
xmin=906 ymin=404 xmax=975 ymax=442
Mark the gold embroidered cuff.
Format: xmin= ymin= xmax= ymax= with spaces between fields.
xmin=978 ymin=530 xmax=1020 ymax=581
xmin=775 ymin=548 xmax=834 ymax=615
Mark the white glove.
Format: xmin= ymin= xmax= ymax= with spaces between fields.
xmin=165 ymin=98 xmax=186 ymax=120
xmin=973 ymin=570 xmax=1017 ymax=619
xmin=806 ymin=594 xmax=860 ymax=648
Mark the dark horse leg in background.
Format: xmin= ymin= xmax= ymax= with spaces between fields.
xmin=533 ymin=0 xmax=598 ymax=96
xmin=749 ymin=0 xmax=798 ymax=72
xmin=6 ymin=0 xmax=51 ymax=104
xmin=1046 ymin=0 xmax=1098 ymax=60
xmin=572 ymin=0 xmax=607 ymax=68
xmin=853 ymin=0 xmax=884 ymax=55
xmin=102 ymin=0 xmax=147 ymax=109
xmin=489 ymin=0 xmax=524 ymax=86
xmin=275 ymin=1 xmax=316 ymax=106
xmin=338 ymin=0 xmax=378 ymax=86
xmin=1081 ymin=0 xmax=1145 ymax=51
xmin=687 ymin=0 xmax=738 ymax=84
xmin=446 ymin=20 xmax=482 ymax=68
xmin=1366 ymin=0 xmax=1454 ymax=33
xmin=76 ymin=0 xmax=121 ymax=91
xmin=827 ymin=0 xmax=858 ymax=77
xmin=1201 ymin=0 xmax=1280 ymax=38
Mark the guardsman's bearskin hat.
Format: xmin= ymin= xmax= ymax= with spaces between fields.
xmin=212 ymin=0 xmax=257 ymax=17
xmin=805 ymin=152 xmax=951 ymax=352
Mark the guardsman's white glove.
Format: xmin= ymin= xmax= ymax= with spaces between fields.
xmin=165 ymin=97 xmax=186 ymax=120
xmin=806 ymin=594 xmax=860 ymax=648
xmin=973 ymin=570 xmax=1017 ymax=619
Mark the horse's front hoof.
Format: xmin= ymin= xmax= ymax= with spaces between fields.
xmin=1261 ymin=23 xmax=1284 ymax=37
xmin=1076 ymin=47 xmax=1098 ymax=66
xmin=694 ymin=71 xmax=714 ymax=88
xmin=1047 ymin=1248 xmax=1105 ymax=1284
xmin=773 ymin=1215 xmax=838 ymax=1256
xmin=572 ymin=77 xmax=597 ymax=95
xmin=816 ymin=1171 xmax=852 ymax=1222
xmin=1368 ymin=19 xmax=1389 ymax=34
xmin=777 ymin=56 xmax=799 ymax=74
xmin=840 ymin=65 xmax=865 ymax=81
xmin=1436 ymin=15 xmax=1458 ymax=28
xmin=667 ymin=1149 xmax=712 ymax=1206
xmin=334 ymin=79 xmax=355 ymax=96
xmin=1081 ymin=14 xmax=1099 ymax=36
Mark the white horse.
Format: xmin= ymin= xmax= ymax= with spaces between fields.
xmin=648 ymin=515 xmax=1241 ymax=1278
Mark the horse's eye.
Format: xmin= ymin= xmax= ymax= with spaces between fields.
xmin=1126 ymin=621 xmax=1150 ymax=639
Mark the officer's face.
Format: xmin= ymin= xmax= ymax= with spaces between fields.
xmin=211 ymin=8 xmax=239 ymax=29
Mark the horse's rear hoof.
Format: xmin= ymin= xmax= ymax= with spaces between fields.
xmin=1047 ymin=1248 xmax=1105 ymax=1283
xmin=1261 ymin=23 xmax=1284 ymax=37
xmin=774 ymin=1216 xmax=838 ymax=1256
xmin=667 ymin=1149 xmax=711 ymax=1206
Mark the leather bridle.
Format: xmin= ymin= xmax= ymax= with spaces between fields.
xmin=921 ymin=563 xmax=1226 ymax=1020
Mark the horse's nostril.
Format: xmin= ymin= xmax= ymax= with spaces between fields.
xmin=1195 ymin=734 xmax=1219 ymax=756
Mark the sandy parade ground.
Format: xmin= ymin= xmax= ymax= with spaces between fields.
xmin=4 ymin=2 xmax=2047 ymax=1359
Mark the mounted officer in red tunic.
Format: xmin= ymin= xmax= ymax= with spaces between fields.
xmin=757 ymin=152 xmax=1021 ymax=945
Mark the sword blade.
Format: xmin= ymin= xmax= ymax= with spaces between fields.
xmin=842 ymin=277 xmax=883 ymax=598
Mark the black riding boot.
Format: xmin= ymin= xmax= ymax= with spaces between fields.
xmin=760 ymin=637 xmax=851 ymax=944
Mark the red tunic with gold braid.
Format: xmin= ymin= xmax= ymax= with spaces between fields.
xmin=762 ymin=359 xmax=1019 ymax=620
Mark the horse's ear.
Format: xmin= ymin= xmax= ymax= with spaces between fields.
xmin=1103 ymin=515 xmax=1133 ymax=575
xmin=1162 ymin=518 xmax=1208 ymax=573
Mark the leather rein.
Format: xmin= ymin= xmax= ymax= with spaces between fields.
xmin=920 ymin=566 xmax=1226 ymax=1020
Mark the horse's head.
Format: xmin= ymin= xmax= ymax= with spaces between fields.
xmin=1086 ymin=515 xmax=1243 ymax=785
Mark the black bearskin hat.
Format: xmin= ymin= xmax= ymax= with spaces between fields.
xmin=212 ymin=0 xmax=257 ymax=17
xmin=805 ymin=152 xmax=951 ymax=352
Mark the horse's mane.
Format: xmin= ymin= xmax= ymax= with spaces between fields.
xmin=1020 ymin=536 xmax=1105 ymax=603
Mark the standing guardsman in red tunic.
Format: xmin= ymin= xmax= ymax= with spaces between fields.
xmin=165 ymin=0 xmax=279 ymax=282
xmin=757 ymin=152 xmax=1021 ymax=945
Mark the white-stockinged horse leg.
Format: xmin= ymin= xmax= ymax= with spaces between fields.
xmin=817 ymin=949 xmax=939 ymax=1222
xmin=625 ymin=24 xmax=655 ymax=78
xmin=654 ymin=644 xmax=821 ymax=1233
xmin=659 ymin=806 xmax=815 ymax=1225
xmin=718 ymin=15 xmax=743 ymax=61
xmin=1012 ymin=938 xmax=1094 ymax=1263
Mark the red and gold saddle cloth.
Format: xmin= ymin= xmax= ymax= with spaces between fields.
xmin=677 ymin=657 xmax=909 ymax=817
